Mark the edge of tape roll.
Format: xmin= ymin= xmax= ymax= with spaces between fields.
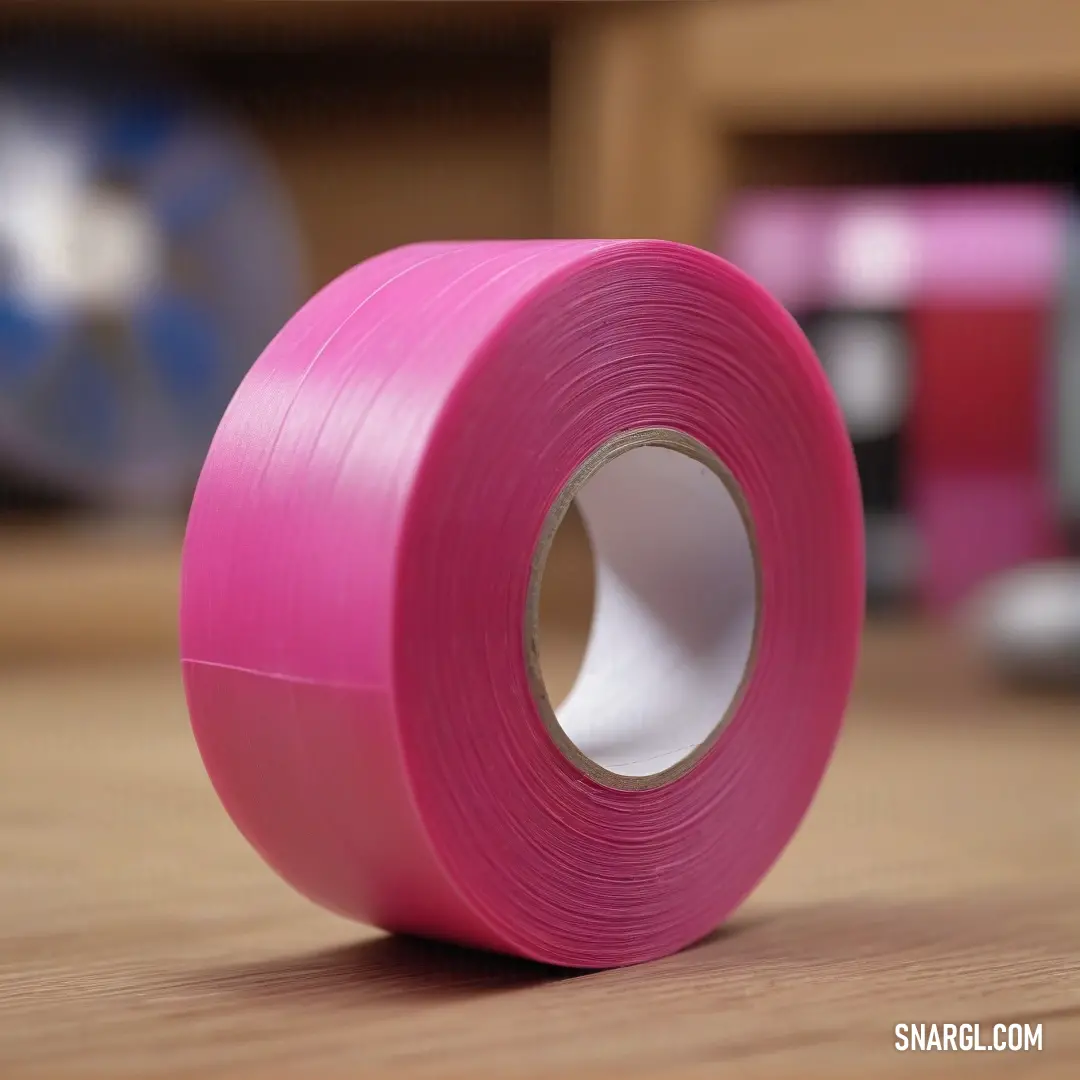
xmin=181 ymin=240 xmax=864 ymax=969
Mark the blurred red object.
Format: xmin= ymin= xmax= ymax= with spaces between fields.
xmin=909 ymin=305 xmax=1064 ymax=609
xmin=909 ymin=306 xmax=1045 ymax=473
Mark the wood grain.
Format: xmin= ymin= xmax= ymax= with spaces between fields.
xmin=668 ymin=0 xmax=1080 ymax=251
xmin=551 ymin=2 xmax=718 ymax=245
xmin=0 ymin=525 xmax=182 ymax=663
xmin=2 ymin=620 xmax=1078 ymax=1078
xmin=688 ymin=0 xmax=1080 ymax=127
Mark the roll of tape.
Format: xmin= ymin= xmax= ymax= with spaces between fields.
xmin=181 ymin=240 xmax=864 ymax=969
xmin=0 ymin=42 xmax=303 ymax=508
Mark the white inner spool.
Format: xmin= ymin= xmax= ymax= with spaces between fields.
xmin=528 ymin=429 xmax=759 ymax=790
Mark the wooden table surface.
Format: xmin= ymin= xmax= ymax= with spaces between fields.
xmin=2 ymin=620 xmax=1078 ymax=1079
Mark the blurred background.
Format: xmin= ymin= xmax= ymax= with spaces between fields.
xmin=2 ymin=0 xmax=1078 ymax=677
xmin=2 ymin=2 xmax=1079 ymax=1078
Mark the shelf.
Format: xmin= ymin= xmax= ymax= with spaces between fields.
xmin=193 ymin=38 xmax=552 ymax=287
xmin=553 ymin=0 xmax=1080 ymax=245
xmin=0 ymin=525 xmax=181 ymax=664
xmin=0 ymin=2 xmax=562 ymax=41
xmin=730 ymin=125 xmax=1080 ymax=190
xmin=688 ymin=0 xmax=1080 ymax=129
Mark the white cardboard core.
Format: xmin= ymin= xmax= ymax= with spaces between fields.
xmin=529 ymin=430 xmax=759 ymax=788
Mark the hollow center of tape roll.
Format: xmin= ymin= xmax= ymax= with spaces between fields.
xmin=527 ymin=429 xmax=760 ymax=791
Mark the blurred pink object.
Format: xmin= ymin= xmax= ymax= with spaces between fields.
xmin=722 ymin=186 xmax=1067 ymax=309
xmin=916 ymin=187 xmax=1066 ymax=304
xmin=823 ymin=191 xmax=919 ymax=308
xmin=914 ymin=473 xmax=1065 ymax=612
xmin=723 ymin=191 xmax=830 ymax=310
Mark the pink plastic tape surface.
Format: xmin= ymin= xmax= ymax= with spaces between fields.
xmin=181 ymin=240 xmax=864 ymax=970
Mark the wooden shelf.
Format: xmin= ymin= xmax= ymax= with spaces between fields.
xmin=0 ymin=2 xmax=563 ymax=40
xmin=0 ymin=2 xmax=677 ymax=661
xmin=11 ymin=0 xmax=1080 ymax=661
xmin=687 ymin=0 xmax=1080 ymax=130
xmin=565 ymin=0 xmax=1080 ymax=245
xmin=0 ymin=1 xmax=699 ymax=279
xmin=8 ymin=1 xmax=1080 ymax=274
xmin=0 ymin=525 xmax=181 ymax=664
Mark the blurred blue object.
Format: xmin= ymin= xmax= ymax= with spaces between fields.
xmin=0 ymin=39 xmax=304 ymax=509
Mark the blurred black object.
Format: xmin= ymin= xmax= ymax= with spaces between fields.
xmin=802 ymin=309 xmax=918 ymax=610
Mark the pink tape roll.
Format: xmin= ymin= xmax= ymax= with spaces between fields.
xmin=181 ymin=240 xmax=864 ymax=969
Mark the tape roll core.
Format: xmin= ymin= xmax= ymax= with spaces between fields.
xmin=527 ymin=427 xmax=760 ymax=791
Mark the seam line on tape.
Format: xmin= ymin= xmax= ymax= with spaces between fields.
xmin=182 ymin=657 xmax=376 ymax=692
